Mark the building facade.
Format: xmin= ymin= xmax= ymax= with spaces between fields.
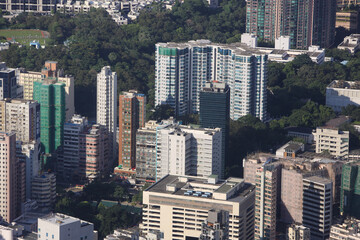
xmin=200 ymin=210 xmax=229 ymax=240
xmin=200 ymin=81 xmax=230 ymax=177
xmin=330 ymin=218 xmax=360 ymax=240
xmin=302 ymin=176 xmax=332 ymax=240
xmin=31 ymin=172 xmax=56 ymax=208
xmin=288 ymin=224 xmax=311 ymax=240
xmin=33 ymin=81 xmax=65 ymax=154
xmin=38 ymin=213 xmax=96 ymax=240
xmin=141 ymin=175 xmax=255 ymax=240
xmin=340 ymin=163 xmax=360 ymax=219
xmin=18 ymin=61 xmax=75 ymax=122
xmin=326 ymin=80 xmax=360 ymax=112
xmin=0 ymin=99 xmax=40 ymax=143
xmin=314 ymin=127 xmax=349 ymax=158
xmin=80 ymin=124 xmax=109 ymax=180
xmin=135 ymin=121 xmax=157 ymax=181
xmin=156 ymin=125 xmax=222 ymax=179
xmin=155 ymin=40 xmax=268 ymax=121
xmin=246 ymin=0 xmax=336 ymax=49
xmin=16 ymin=141 xmax=39 ymax=200
xmin=0 ymin=0 xmax=56 ymax=12
xmin=336 ymin=11 xmax=359 ymax=32
xmin=118 ymin=91 xmax=146 ymax=172
xmin=97 ymin=66 xmax=117 ymax=161
xmin=254 ymin=163 xmax=280 ymax=240
xmin=60 ymin=114 xmax=88 ymax=182
xmin=0 ymin=132 xmax=22 ymax=223
xmin=0 ymin=63 xmax=17 ymax=100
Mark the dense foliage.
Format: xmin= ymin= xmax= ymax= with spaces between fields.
xmin=2 ymin=0 xmax=360 ymax=177
xmin=55 ymin=181 xmax=140 ymax=239
xmin=0 ymin=0 xmax=246 ymax=117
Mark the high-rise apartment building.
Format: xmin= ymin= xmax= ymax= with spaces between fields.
xmin=59 ymin=114 xmax=88 ymax=182
xmin=0 ymin=0 xmax=56 ymax=12
xmin=246 ymin=0 xmax=336 ymax=49
xmin=0 ymin=63 xmax=17 ymax=100
xmin=18 ymin=61 xmax=75 ymax=121
xmin=136 ymin=118 xmax=177 ymax=181
xmin=118 ymin=91 xmax=146 ymax=174
xmin=302 ymin=176 xmax=332 ymax=240
xmin=0 ymin=132 xmax=23 ymax=223
xmin=31 ymin=172 xmax=56 ymax=208
xmin=155 ymin=40 xmax=268 ymax=121
xmin=97 ymin=66 xmax=117 ymax=161
xmin=135 ymin=121 xmax=157 ymax=181
xmin=0 ymin=99 xmax=40 ymax=143
xmin=141 ymin=175 xmax=255 ymax=240
xmin=156 ymin=124 xmax=222 ymax=180
xmin=16 ymin=141 xmax=39 ymax=200
xmin=80 ymin=124 xmax=109 ymax=180
xmin=200 ymin=81 xmax=230 ymax=176
xmin=244 ymin=153 xmax=341 ymax=238
xmin=254 ymin=163 xmax=280 ymax=240
xmin=33 ymin=81 xmax=65 ymax=154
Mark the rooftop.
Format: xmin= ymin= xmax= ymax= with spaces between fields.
xmin=145 ymin=175 xmax=254 ymax=201
xmin=285 ymin=126 xmax=314 ymax=134
xmin=328 ymin=80 xmax=360 ymax=90
xmin=40 ymin=213 xmax=90 ymax=226
xmin=156 ymin=40 xmax=266 ymax=56
xmin=323 ymin=115 xmax=351 ymax=128
xmin=303 ymin=175 xmax=332 ymax=184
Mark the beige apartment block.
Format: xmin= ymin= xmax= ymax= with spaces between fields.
xmin=0 ymin=132 xmax=22 ymax=223
xmin=254 ymin=164 xmax=280 ymax=240
xmin=0 ymin=99 xmax=39 ymax=143
xmin=314 ymin=127 xmax=349 ymax=158
xmin=141 ymin=175 xmax=255 ymax=240
xmin=18 ymin=62 xmax=75 ymax=122
xmin=244 ymin=153 xmax=342 ymax=226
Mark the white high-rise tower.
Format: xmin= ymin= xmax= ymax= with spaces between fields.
xmin=97 ymin=66 xmax=117 ymax=161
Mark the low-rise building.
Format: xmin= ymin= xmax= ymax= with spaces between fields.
xmin=38 ymin=213 xmax=97 ymax=240
xmin=330 ymin=218 xmax=360 ymax=240
xmin=275 ymin=141 xmax=305 ymax=158
xmin=314 ymin=127 xmax=349 ymax=158
xmin=285 ymin=127 xmax=314 ymax=144
xmin=326 ymin=80 xmax=360 ymax=111
xmin=241 ymin=33 xmax=326 ymax=64
xmin=288 ymin=224 xmax=311 ymax=240
xmin=338 ymin=34 xmax=360 ymax=54
xmin=141 ymin=175 xmax=255 ymax=240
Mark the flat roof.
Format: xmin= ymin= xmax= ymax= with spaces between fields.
xmin=285 ymin=126 xmax=313 ymax=134
xmin=146 ymin=175 xmax=254 ymax=202
xmin=40 ymin=213 xmax=83 ymax=225
xmin=156 ymin=40 xmax=266 ymax=56
xmin=304 ymin=175 xmax=332 ymax=184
